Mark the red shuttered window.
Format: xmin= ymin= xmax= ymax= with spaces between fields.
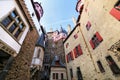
xmin=89 ymin=32 xmax=103 ymax=49
xmin=89 ymin=39 xmax=95 ymax=49
xmin=95 ymin=32 xmax=103 ymax=42
xmin=74 ymin=44 xmax=83 ymax=58
xmin=70 ymin=51 xmax=74 ymax=60
xmin=110 ymin=1 xmax=120 ymax=20
xmin=78 ymin=45 xmax=83 ymax=55
xmin=74 ymin=48 xmax=77 ymax=58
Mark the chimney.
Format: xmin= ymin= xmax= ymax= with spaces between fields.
xmin=67 ymin=24 xmax=71 ymax=35
xmin=50 ymin=28 xmax=53 ymax=32
xmin=72 ymin=17 xmax=77 ymax=26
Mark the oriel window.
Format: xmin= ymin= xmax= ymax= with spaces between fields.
xmin=0 ymin=9 xmax=25 ymax=40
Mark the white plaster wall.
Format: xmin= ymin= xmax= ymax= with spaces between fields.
xmin=0 ymin=27 xmax=21 ymax=53
xmin=0 ymin=0 xmax=29 ymax=53
xmin=24 ymin=0 xmax=42 ymax=35
xmin=50 ymin=68 xmax=67 ymax=80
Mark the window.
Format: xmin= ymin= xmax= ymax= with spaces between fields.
xmin=53 ymin=73 xmax=55 ymax=79
xmin=1 ymin=16 xmax=12 ymax=27
xmin=74 ymin=44 xmax=83 ymax=58
xmin=0 ymin=10 xmax=25 ymax=40
xmin=86 ymin=21 xmax=91 ymax=30
xmin=61 ymin=73 xmax=64 ymax=79
xmin=66 ymin=51 xmax=74 ymax=63
xmin=66 ymin=43 xmax=69 ymax=48
xmin=53 ymin=73 xmax=59 ymax=79
xmin=97 ymin=61 xmax=105 ymax=73
xmin=56 ymin=73 xmax=58 ymax=79
xmin=68 ymin=53 xmax=72 ymax=61
xmin=19 ymin=23 xmax=24 ymax=30
xmin=70 ymin=68 xmax=73 ymax=79
xmin=110 ymin=0 xmax=120 ymax=20
xmin=8 ymin=23 xmax=17 ymax=33
xmin=77 ymin=67 xmax=83 ymax=80
xmin=89 ymin=32 xmax=103 ymax=49
xmin=106 ymin=56 xmax=120 ymax=75
xmin=37 ymin=49 xmax=41 ymax=58
xmin=15 ymin=17 xmax=21 ymax=23
xmin=14 ymin=29 xmax=21 ymax=38
xmin=74 ymin=33 xmax=78 ymax=39
xmin=11 ymin=11 xmax=17 ymax=18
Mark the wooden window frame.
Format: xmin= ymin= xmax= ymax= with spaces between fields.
xmin=0 ymin=9 xmax=26 ymax=41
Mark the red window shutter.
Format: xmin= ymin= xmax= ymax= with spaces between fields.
xmin=110 ymin=8 xmax=120 ymax=20
xmin=78 ymin=45 xmax=83 ymax=55
xmin=66 ymin=55 xmax=69 ymax=63
xmin=89 ymin=40 xmax=95 ymax=49
xmin=96 ymin=32 xmax=103 ymax=42
xmin=70 ymin=51 xmax=74 ymax=60
xmin=74 ymin=48 xmax=77 ymax=58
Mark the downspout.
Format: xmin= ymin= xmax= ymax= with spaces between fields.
xmin=78 ymin=23 xmax=97 ymax=72
xmin=0 ymin=56 xmax=14 ymax=80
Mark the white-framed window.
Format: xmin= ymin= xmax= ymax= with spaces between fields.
xmin=0 ymin=9 xmax=26 ymax=40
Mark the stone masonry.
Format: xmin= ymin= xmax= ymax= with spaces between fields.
xmin=5 ymin=28 xmax=39 ymax=80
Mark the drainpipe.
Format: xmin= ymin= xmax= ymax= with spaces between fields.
xmin=78 ymin=23 xmax=97 ymax=72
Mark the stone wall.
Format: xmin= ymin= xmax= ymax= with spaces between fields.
xmin=65 ymin=0 xmax=120 ymax=80
xmin=5 ymin=28 xmax=39 ymax=80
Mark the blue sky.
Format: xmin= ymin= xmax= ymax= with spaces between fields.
xmin=36 ymin=0 xmax=79 ymax=32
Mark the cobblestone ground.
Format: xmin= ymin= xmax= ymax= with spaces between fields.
xmin=5 ymin=28 xmax=39 ymax=80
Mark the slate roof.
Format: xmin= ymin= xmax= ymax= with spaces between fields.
xmin=60 ymin=27 xmax=68 ymax=35
xmin=36 ymin=33 xmax=45 ymax=48
xmin=51 ymin=56 xmax=65 ymax=68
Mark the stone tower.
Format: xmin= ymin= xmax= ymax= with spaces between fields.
xmin=42 ymin=27 xmax=67 ymax=80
